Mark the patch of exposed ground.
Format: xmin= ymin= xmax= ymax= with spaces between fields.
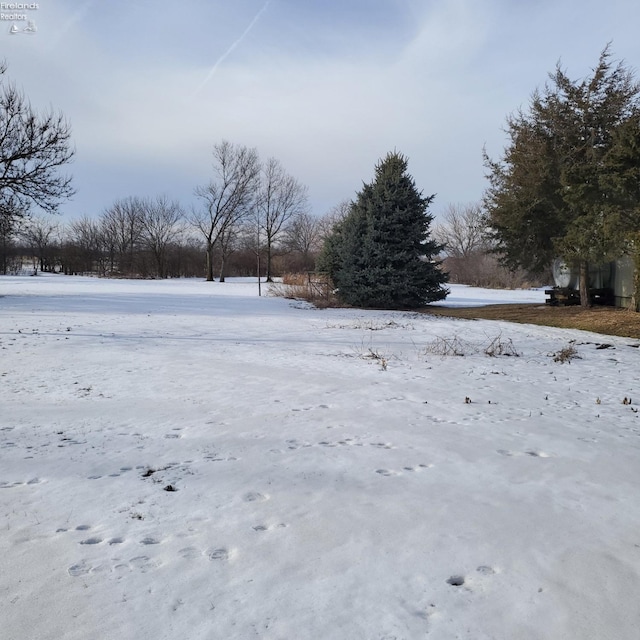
xmin=421 ymin=304 xmax=640 ymax=340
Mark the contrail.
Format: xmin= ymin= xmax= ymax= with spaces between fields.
xmin=194 ymin=1 xmax=270 ymax=96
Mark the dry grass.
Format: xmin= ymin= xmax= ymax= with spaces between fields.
xmin=421 ymin=303 xmax=640 ymax=340
xmin=270 ymin=273 xmax=339 ymax=308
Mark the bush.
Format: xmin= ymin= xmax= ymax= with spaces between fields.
xmin=269 ymin=272 xmax=339 ymax=307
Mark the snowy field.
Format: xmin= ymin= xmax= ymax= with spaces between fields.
xmin=1 ymin=275 xmax=640 ymax=640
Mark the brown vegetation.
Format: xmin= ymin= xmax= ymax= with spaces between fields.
xmin=421 ymin=304 xmax=640 ymax=340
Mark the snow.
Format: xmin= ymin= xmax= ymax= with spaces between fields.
xmin=1 ymin=274 xmax=639 ymax=639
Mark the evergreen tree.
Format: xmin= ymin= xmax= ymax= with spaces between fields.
xmin=484 ymin=45 xmax=640 ymax=307
xmin=600 ymin=111 xmax=640 ymax=308
xmin=322 ymin=151 xmax=448 ymax=308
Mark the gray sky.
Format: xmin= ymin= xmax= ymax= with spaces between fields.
xmin=3 ymin=0 xmax=640 ymax=221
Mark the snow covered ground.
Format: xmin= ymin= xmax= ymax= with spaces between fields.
xmin=1 ymin=275 xmax=639 ymax=640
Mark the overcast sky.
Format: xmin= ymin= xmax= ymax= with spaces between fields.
xmin=3 ymin=0 xmax=640 ymax=222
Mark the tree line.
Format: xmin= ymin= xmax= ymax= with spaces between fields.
xmin=1 ymin=193 xmax=330 ymax=280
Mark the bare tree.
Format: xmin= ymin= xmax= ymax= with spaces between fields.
xmin=191 ymin=141 xmax=260 ymax=281
xmin=0 ymin=62 xmax=74 ymax=217
xmin=0 ymin=197 xmax=24 ymax=274
xmin=283 ymin=211 xmax=321 ymax=271
xmin=66 ymin=216 xmax=106 ymax=274
xmin=317 ymin=200 xmax=352 ymax=241
xmin=217 ymin=223 xmax=240 ymax=282
xmin=101 ymin=197 xmax=145 ymax=275
xmin=20 ymin=215 xmax=59 ymax=272
xmin=433 ymin=202 xmax=542 ymax=287
xmin=433 ymin=203 xmax=487 ymax=259
xmin=140 ymin=195 xmax=184 ymax=279
xmin=257 ymin=157 xmax=309 ymax=281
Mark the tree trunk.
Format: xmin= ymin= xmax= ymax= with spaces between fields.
xmin=579 ymin=260 xmax=591 ymax=308
xmin=632 ymin=246 xmax=640 ymax=312
xmin=205 ymin=244 xmax=214 ymax=282
xmin=219 ymin=253 xmax=226 ymax=283
xmin=266 ymin=240 xmax=273 ymax=282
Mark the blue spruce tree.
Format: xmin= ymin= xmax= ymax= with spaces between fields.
xmin=328 ymin=152 xmax=448 ymax=308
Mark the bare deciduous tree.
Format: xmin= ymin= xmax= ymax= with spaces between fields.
xmin=284 ymin=211 xmax=321 ymax=270
xmin=0 ymin=62 xmax=74 ymax=217
xmin=317 ymin=199 xmax=352 ymax=241
xmin=257 ymin=157 xmax=309 ymax=281
xmin=101 ymin=197 xmax=145 ymax=275
xmin=0 ymin=197 xmax=23 ymax=274
xmin=433 ymin=203 xmax=487 ymax=259
xmin=20 ymin=215 xmax=59 ymax=272
xmin=67 ymin=216 xmax=106 ymax=275
xmin=140 ymin=195 xmax=184 ymax=279
xmin=434 ymin=202 xmax=542 ymax=287
xmin=191 ymin=141 xmax=260 ymax=281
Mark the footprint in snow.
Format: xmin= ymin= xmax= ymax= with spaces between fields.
xmin=377 ymin=464 xmax=430 ymax=476
xmin=129 ymin=555 xmax=160 ymax=572
xmin=206 ymin=547 xmax=230 ymax=561
xmin=243 ymin=491 xmax=269 ymax=503
xmin=253 ymin=523 xmax=288 ymax=532
xmin=497 ymin=449 xmax=551 ymax=458
xmin=0 ymin=481 xmax=22 ymax=489
xmin=446 ymin=566 xmax=497 ymax=588
xmin=178 ymin=546 xmax=200 ymax=560
xmin=68 ymin=561 xmax=91 ymax=577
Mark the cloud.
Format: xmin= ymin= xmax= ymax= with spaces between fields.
xmin=6 ymin=0 xmax=640 ymax=220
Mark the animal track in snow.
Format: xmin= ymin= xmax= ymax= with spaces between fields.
xmin=252 ymin=523 xmax=287 ymax=532
xmin=497 ymin=449 xmax=551 ymax=458
xmin=206 ymin=547 xmax=230 ymax=561
xmin=243 ymin=491 xmax=269 ymax=503
xmin=68 ymin=553 xmax=161 ymax=577
xmin=178 ymin=546 xmax=200 ymax=559
xmin=68 ymin=561 xmax=91 ymax=577
xmin=376 ymin=464 xmax=431 ymax=477
xmin=88 ymin=466 xmax=133 ymax=481
xmin=128 ymin=555 xmax=160 ymax=572
xmin=285 ymin=438 xmax=313 ymax=450
xmin=446 ymin=566 xmax=497 ymax=589
xmin=0 ymin=477 xmax=42 ymax=488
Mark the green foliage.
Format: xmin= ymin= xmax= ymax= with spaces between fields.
xmin=484 ymin=45 xmax=640 ymax=297
xmin=320 ymin=152 xmax=448 ymax=308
